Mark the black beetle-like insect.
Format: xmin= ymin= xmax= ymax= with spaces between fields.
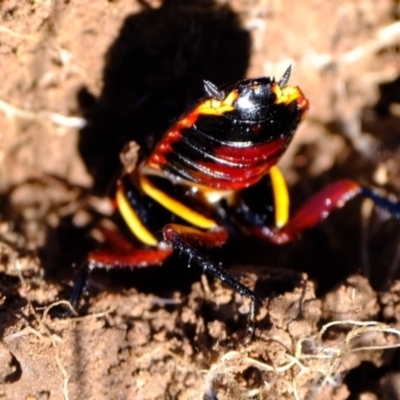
xmin=74 ymin=66 xmax=400 ymax=326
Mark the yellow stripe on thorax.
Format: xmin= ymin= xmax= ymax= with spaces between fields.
xmin=140 ymin=175 xmax=218 ymax=230
xmin=195 ymin=91 xmax=238 ymax=115
xmin=269 ymin=166 xmax=289 ymax=228
xmin=272 ymin=84 xmax=303 ymax=106
xmin=116 ymin=185 xmax=158 ymax=247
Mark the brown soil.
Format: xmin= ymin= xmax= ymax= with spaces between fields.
xmin=1 ymin=1 xmax=400 ymax=399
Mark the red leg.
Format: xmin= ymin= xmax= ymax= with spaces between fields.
xmin=162 ymin=223 xmax=260 ymax=338
xmin=247 ymin=180 xmax=362 ymax=244
xmin=87 ymin=226 xmax=172 ymax=269
xmin=162 ymin=223 xmax=259 ymax=302
xmin=162 ymin=223 xmax=228 ymax=248
xmin=86 ymin=223 xmax=227 ymax=270
xmin=88 ymin=248 xmax=173 ymax=269
xmin=88 ymin=223 xmax=256 ymax=303
xmin=70 ymin=227 xmax=172 ymax=307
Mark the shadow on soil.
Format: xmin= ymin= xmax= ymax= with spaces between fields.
xmin=77 ymin=0 xmax=251 ymax=194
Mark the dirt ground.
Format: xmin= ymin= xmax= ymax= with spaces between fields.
xmin=1 ymin=0 xmax=400 ymax=399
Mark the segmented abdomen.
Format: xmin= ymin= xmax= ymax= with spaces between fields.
xmin=146 ymin=111 xmax=297 ymax=190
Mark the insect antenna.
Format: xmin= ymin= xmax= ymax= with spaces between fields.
xmin=203 ymin=80 xmax=225 ymax=100
xmin=278 ymin=65 xmax=292 ymax=87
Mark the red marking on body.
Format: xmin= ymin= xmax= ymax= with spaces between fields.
xmin=298 ymin=97 xmax=310 ymax=117
xmin=193 ymin=158 xmax=279 ymax=189
xmin=147 ymin=108 xmax=200 ymax=168
xmin=213 ymin=138 xmax=286 ymax=163
xmin=189 ymin=139 xmax=287 ymax=189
